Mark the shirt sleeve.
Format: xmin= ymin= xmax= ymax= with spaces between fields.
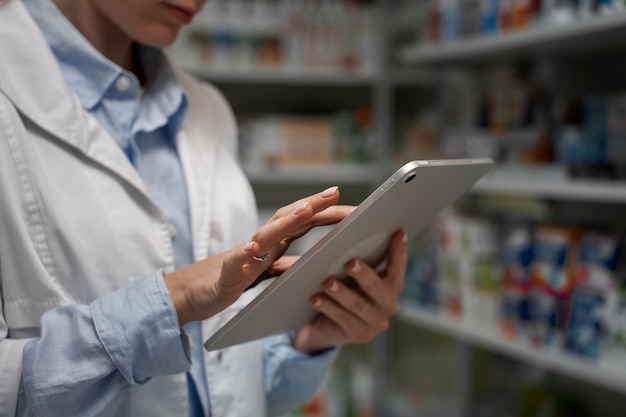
xmin=263 ymin=332 xmax=339 ymax=417
xmin=19 ymin=271 xmax=190 ymax=417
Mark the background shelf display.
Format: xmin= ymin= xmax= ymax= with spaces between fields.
xmin=173 ymin=62 xmax=379 ymax=86
xmin=398 ymin=305 xmax=626 ymax=396
xmin=244 ymin=163 xmax=385 ymax=185
xmin=400 ymin=14 xmax=626 ymax=65
xmin=472 ymin=165 xmax=626 ymax=203
xmin=392 ymin=0 xmax=626 ymax=415
xmin=170 ymin=0 xmax=626 ymax=415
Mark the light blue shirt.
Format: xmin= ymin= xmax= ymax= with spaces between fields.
xmin=20 ymin=0 xmax=337 ymax=416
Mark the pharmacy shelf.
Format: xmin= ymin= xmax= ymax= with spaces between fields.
xmin=174 ymin=60 xmax=378 ymax=86
xmin=398 ymin=304 xmax=626 ymax=395
xmin=471 ymin=165 xmax=626 ymax=203
xmin=247 ymin=163 xmax=626 ymax=202
xmin=171 ymin=57 xmax=434 ymax=87
xmin=244 ymin=163 xmax=386 ymax=185
xmin=400 ymin=13 xmax=626 ymax=65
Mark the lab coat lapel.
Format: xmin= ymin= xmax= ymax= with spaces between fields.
xmin=172 ymin=67 xmax=218 ymax=264
xmin=0 ymin=0 xmax=154 ymax=205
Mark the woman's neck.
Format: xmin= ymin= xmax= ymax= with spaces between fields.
xmin=52 ymin=0 xmax=135 ymax=73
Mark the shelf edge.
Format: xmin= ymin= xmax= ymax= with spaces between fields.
xmin=397 ymin=305 xmax=626 ymax=395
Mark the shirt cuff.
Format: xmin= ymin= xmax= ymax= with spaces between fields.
xmin=264 ymin=332 xmax=339 ymax=390
xmin=90 ymin=270 xmax=190 ymax=384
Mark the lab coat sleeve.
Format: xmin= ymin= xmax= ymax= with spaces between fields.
xmin=15 ymin=272 xmax=191 ymax=417
xmin=0 ymin=296 xmax=32 ymax=417
xmin=263 ymin=333 xmax=339 ymax=417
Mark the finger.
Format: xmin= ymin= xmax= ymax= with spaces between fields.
xmin=384 ymin=230 xmax=409 ymax=294
xmin=275 ymin=205 xmax=354 ymax=247
xmin=322 ymin=278 xmax=379 ymax=323
xmin=219 ymin=240 xmax=262 ymax=291
xmin=308 ymin=205 xmax=355 ymax=227
xmin=265 ymin=255 xmax=299 ymax=276
xmin=245 ymin=255 xmax=301 ymax=290
xmin=247 ymin=201 xmax=315 ymax=256
xmin=271 ymin=186 xmax=341 ymax=221
xmin=310 ymin=295 xmax=377 ymax=344
xmin=343 ymin=260 xmax=399 ymax=316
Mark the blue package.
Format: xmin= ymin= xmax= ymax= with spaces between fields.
xmin=577 ymin=232 xmax=619 ymax=273
xmin=402 ymin=258 xmax=440 ymax=310
xmin=564 ymin=289 xmax=607 ymax=360
xmin=499 ymin=224 xmax=535 ymax=339
xmin=480 ymin=0 xmax=500 ymax=35
xmin=527 ymin=290 xmax=559 ymax=349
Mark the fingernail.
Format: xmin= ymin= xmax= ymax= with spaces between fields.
xmin=293 ymin=202 xmax=309 ymax=215
xmin=320 ymin=186 xmax=338 ymax=198
xmin=313 ymin=297 xmax=323 ymax=308
xmin=401 ymin=230 xmax=408 ymax=243
xmin=243 ymin=241 xmax=254 ymax=253
xmin=352 ymin=260 xmax=361 ymax=274
xmin=329 ymin=280 xmax=338 ymax=292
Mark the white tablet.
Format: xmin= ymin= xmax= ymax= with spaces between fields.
xmin=204 ymin=158 xmax=493 ymax=351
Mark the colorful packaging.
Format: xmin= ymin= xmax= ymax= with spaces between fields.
xmin=574 ymin=231 xmax=620 ymax=291
xmin=527 ymin=226 xmax=583 ymax=349
xmin=403 ymin=257 xmax=440 ymax=311
xmin=562 ymin=231 xmax=621 ymax=359
xmin=564 ymin=288 xmax=608 ymax=360
xmin=463 ymin=213 xmax=499 ymax=328
xmin=499 ymin=223 xmax=535 ymax=341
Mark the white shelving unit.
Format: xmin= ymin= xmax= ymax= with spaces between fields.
xmin=170 ymin=0 xmax=626 ymax=414
xmin=175 ymin=61 xmax=379 ymax=87
xmin=472 ymin=165 xmax=626 ymax=203
xmin=398 ymin=305 xmax=626 ymax=396
xmin=174 ymin=60 xmax=436 ymax=88
xmin=394 ymin=8 xmax=626 ymax=417
xmin=244 ymin=163 xmax=384 ymax=185
xmin=167 ymin=0 xmax=396 ymax=199
xmin=400 ymin=13 xmax=626 ymax=65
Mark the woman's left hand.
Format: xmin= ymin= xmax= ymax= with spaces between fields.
xmin=292 ymin=229 xmax=408 ymax=353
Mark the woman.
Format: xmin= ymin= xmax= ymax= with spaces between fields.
xmin=0 ymin=0 xmax=408 ymax=416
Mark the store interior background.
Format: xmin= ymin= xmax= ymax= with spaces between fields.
xmin=168 ymin=0 xmax=626 ymax=415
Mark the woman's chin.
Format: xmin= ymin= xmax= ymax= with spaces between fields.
xmin=136 ymin=26 xmax=181 ymax=49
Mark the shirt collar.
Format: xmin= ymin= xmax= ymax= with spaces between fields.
xmin=137 ymin=47 xmax=188 ymax=138
xmin=23 ymin=0 xmax=123 ymax=110
xmin=23 ymin=0 xmax=188 ymax=137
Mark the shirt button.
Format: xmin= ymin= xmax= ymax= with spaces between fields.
xmin=167 ymin=223 xmax=177 ymax=237
xmin=210 ymin=221 xmax=223 ymax=241
xmin=272 ymin=375 xmax=283 ymax=388
xmin=115 ymin=75 xmax=131 ymax=91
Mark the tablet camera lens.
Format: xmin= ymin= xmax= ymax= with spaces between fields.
xmin=404 ymin=173 xmax=416 ymax=183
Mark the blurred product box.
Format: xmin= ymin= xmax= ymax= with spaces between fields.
xmin=565 ymin=231 xmax=621 ymax=359
xmin=272 ymin=117 xmax=333 ymax=166
xmin=172 ymin=0 xmax=378 ymax=75
xmin=499 ymin=223 xmax=535 ymax=341
xmin=525 ymin=226 xmax=582 ymax=350
xmin=425 ymin=0 xmax=626 ymax=46
xmin=564 ymin=288 xmax=607 ymax=360
xmin=239 ymin=110 xmax=373 ymax=169
xmin=239 ymin=115 xmax=331 ymax=167
xmin=404 ymin=210 xmax=626 ymax=365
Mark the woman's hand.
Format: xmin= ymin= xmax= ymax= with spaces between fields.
xmin=292 ymin=229 xmax=408 ymax=354
xmin=164 ymin=186 xmax=353 ymax=327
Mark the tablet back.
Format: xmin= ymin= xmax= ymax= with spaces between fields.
xmin=205 ymin=158 xmax=493 ymax=351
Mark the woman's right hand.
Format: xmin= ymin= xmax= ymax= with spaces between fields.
xmin=164 ymin=186 xmax=354 ymax=327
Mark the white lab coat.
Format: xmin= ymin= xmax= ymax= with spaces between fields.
xmin=0 ymin=0 xmax=273 ymax=415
